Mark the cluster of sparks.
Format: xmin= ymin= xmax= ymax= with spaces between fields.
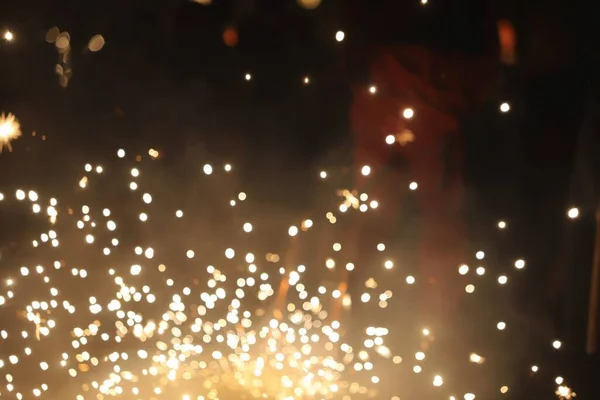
xmin=0 ymin=1 xmax=579 ymax=397
xmin=0 ymin=147 xmax=576 ymax=400
xmin=0 ymin=40 xmax=574 ymax=396
xmin=0 ymin=150 xmax=395 ymax=400
xmin=0 ymin=113 xmax=21 ymax=153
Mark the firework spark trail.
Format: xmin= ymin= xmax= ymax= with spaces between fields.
xmin=0 ymin=148 xmax=572 ymax=399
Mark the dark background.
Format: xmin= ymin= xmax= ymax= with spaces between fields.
xmin=1 ymin=0 xmax=599 ymax=397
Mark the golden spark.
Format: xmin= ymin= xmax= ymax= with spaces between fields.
xmin=0 ymin=112 xmax=22 ymax=152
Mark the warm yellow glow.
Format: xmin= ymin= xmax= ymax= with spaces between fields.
xmin=0 ymin=112 xmax=21 ymax=152
xmin=0 ymin=136 xmax=571 ymax=400
xmin=297 ymin=0 xmax=322 ymax=9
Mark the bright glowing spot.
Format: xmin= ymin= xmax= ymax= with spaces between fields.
xmin=409 ymin=181 xmax=418 ymax=190
xmin=552 ymin=340 xmax=562 ymax=349
xmin=385 ymin=134 xmax=395 ymax=144
xmin=148 ymin=148 xmax=159 ymax=158
xmin=515 ymin=259 xmax=525 ymax=269
xmin=335 ymin=31 xmax=345 ymax=42
xmin=556 ymin=385 xmax=574 ymax=399
xmin=130 ymin=265 xmax=142 ymax=275
xmin=469 ymin=353 xmax=484 ymax=364
xmin=203 ymin=164 xmax=213 ymax=175
xmin=402 ymin=108 xmax=414 ymax=119
xmin=369 ymin=85 xmax=377 ymax=94
xmin=361 ymin=165 xmax=371 ymax=176
xmin=0 ymin=113 xmax=21 ymax=152
xmin=500 ymin=102 xmax=510 ymax=112
xmin=475 ymin=251 xmax=485 ymax=260
xmin=245 ymin=73 xmax=252 ymax=81
xmin=567 ymin=207 xmax=579 ymax=219
xmin=498 ymin=220 xmax=506 ymax=229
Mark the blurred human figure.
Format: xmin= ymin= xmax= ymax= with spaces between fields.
xmin=347 ymin=44 xmax=494 ymax=317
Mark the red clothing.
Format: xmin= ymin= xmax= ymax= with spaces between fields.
xmin=350 ymin=45 xmax=494 ymax=309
